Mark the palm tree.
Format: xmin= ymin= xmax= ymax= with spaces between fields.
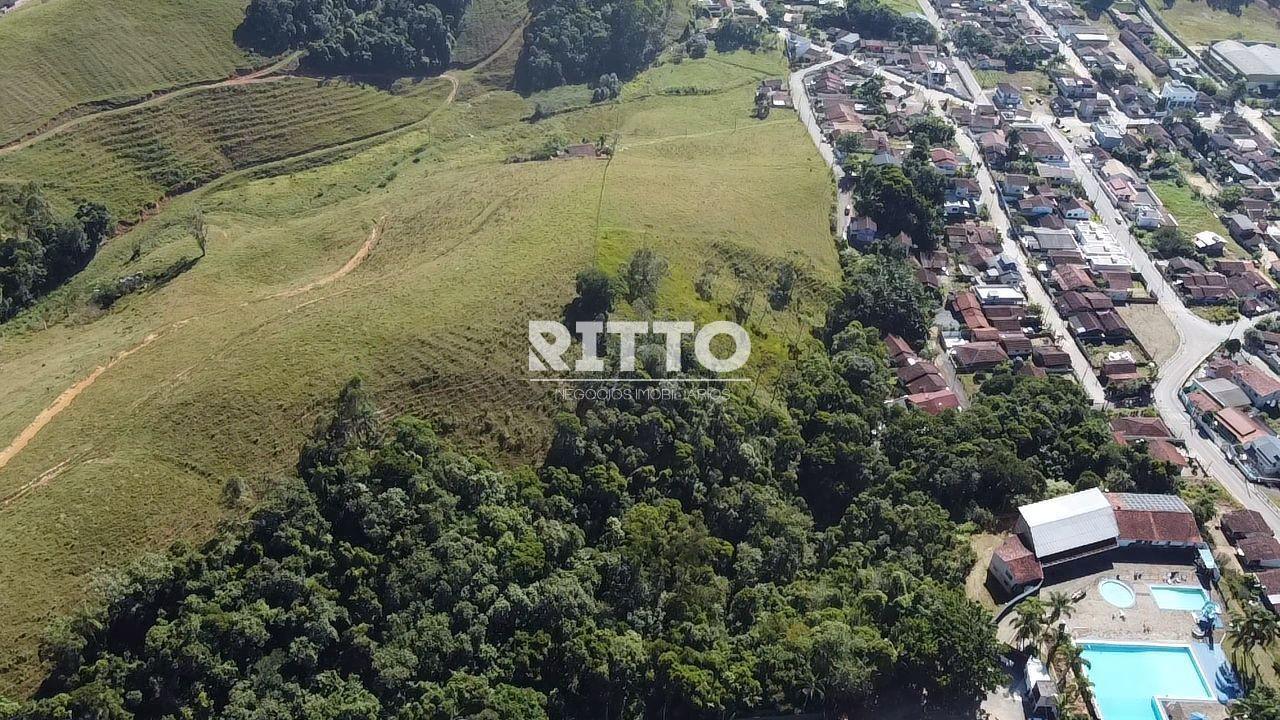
xmin=1044 ymin=623 xmax=1072 ymax=667
xmin=1058 ymin=639 xmax=1094 ymax=705
xmin=1228 ymin=606 xmax=1280 ymax=685
xmin=1046 ymin=590 xmax=1077 ymax=625
xmin=1230 ymin=686 xmax=1280 ymax=720
xmin=1013 ymin=598 xmax=1046 ymax=654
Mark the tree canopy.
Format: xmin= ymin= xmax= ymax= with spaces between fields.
xmin=0 ymin=184 xmax=110 ymax=322
xmin=815 ymin=0 xmax=937 ymax=44
xmin=516 ymin=0 xmax=674 ymax=91
xmin=237 ymin=0 xmax=461 ymax=74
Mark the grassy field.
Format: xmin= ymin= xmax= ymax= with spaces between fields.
xmin=0 ymin=0 xmax=257 ymax=147
xmin=0 ymin=49 xmax=836 ymax=696
xmin=974 ymin=69 xmax=1053 ymax=105
xmin=453 ymin=0 xmax=528 ymax=66
xmin=1150 ymin=178 xmax=1238 ymax=245
xmin=1150 ymin=0 xmax=1280 ymax=45
xmin=0 ymin=77 xmax=453 ymax=222
xmin=884 ymin=0 xmax=924 ymax=15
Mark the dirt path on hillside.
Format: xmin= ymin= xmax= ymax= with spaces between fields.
xmin=0 ymin=60 xmax=464 ymax=492
xmin=0 ymin=321 xmax=184 ymax=474
xmin=0 ymin=217 xmax=387 ymax=483
xmin=269 ymin=218 xmax=385 ymax=299
xmin=463 ymin=16 xmax=528 ymax=73
xmin=0 ymin=52 xmax=301 ymax=157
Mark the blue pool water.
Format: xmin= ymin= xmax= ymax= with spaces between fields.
xmin=1082 ymin=643 xmax=1212 ymax=720
xmin=1150 ymin=585 xmax=1212 ymax=611
xmin=1099 ymin=579 xmax=1136 ymax=608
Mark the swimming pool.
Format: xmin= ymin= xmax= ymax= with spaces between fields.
xmin=1082 ymin=643 xmax=1212 ymax=720
xmin=1150 ymin=585 xmax=1213 ymax=611
xmin=1100 ymin=579 xmax=1136 ymax=608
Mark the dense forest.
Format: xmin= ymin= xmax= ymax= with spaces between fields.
xmin=0 ymin=241 xmax=1182 ymax=718
xmin=516 ymin=0 xmax=673 ymax=90
xmin=814 ymin=0 xmax=937 ymax=45
xmin=0 ymin=184 xmax=110 ymax=322
xmin=236 ymin=0 xmax=463 ymax=74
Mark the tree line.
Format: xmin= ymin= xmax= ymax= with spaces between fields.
xmin=236 ymin=0 xmax=463 ymax=74
xmin=0 ymin=184 xmax=110 ymax=322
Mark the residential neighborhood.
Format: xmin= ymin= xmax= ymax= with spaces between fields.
xmin=775 ymin=0 xmax=1280 ymax=715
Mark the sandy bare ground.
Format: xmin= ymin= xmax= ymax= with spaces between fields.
xmin=0 ymin=218 xmax=386 ymax=484
xmin=1119 ymin=302 xmax=1181 ymax=364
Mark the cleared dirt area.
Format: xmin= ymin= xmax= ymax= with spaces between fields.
xmin=965 ymin=532 xmax=1002 ymax=611
xmin=1119 ymin=303 xmax=1181 ymax=364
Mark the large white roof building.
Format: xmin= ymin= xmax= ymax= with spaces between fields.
xmin=1015 ymin=488 xmax=1119 ymax=563
xmin=1211 ymin=40 xmax=1280 ymax=91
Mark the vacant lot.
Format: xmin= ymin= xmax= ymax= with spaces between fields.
xmin=1151 ymin=0 xmax=1280 ymax=45
xmin=0 ymin=77 xmax=453 ymax=221
xmin=1118 ymin=302 xmax=1180 ymax=363
xmin=0 ymin=50 xmax=836 ymax=696
xmin=1149 ymin=178 xmax=1243 ymax=251
xmin=0 ymin=0 xmax=256 ymax=146
xmin=975 ymin=69 xmax=1053 ymax=105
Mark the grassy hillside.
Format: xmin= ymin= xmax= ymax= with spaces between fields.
xmin=453 ymin=0 xmax=528 ymax=66
xmin=0 ymin=49 xmax=835 ymax=696
xmin=0 ymin=77 xmax=453 ymax=221
xmin=0 ymin=0 xmax=255 ymax=147
xmin=1151 ymin=0 xmax=1280 ymax=45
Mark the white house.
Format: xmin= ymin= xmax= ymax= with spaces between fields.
xmin=1160 ymin=80 xmax=1198 ymax=112
xmin=1247 ymin=435 xmax=1280 ymax=477
xmin=1194 ymin=231 xmax=1226 ymax=255
xmin=833 ymin=32 xmax=861 ymax=54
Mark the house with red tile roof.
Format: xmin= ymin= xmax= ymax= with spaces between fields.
xmin=1033 ymin=345 xmax=1072 ymax=373
xmin=988 ymin=535 xmax=1043 ymax=594
xmin=1101 ymin=359 xmax=1142 ymax=385
xmin=1253 ymin=568 xmax=1280 ymax=610
xmin=999 ymin=332 xmax=1033 ymax=358
xmin=1144 ymin=439 xmax=1188 ymax=468
xmin=1239 ymin=536 xmax=1280 ymax=569
xmin=1214 ymin=406 xmax=1271 ymax=445
xmin=905 ymin=388 xmax=962 ymax=415
xmin=1110 ymin=416 xmax=1174 ymax=441
xmin=953 ymin=342 xmax=1009 ymax=371
xmin=1107 ymin=492 xmax=1202 ymax=547
xmin=884 ymin=334 xmax=915 ymax=367
xmin=898 ymin=361 xmax=949 ymax=394
xmin=1222 ymin=509 xmax=1273 ymax=541
xmin=1228 ymin=365 xmax=1280 ymax=410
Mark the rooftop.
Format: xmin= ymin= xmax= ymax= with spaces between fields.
xmin=1213 ymin=39 xmax=1280 ymax=78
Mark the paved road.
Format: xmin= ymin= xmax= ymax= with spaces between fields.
xmin=912 ymin=0 xmax=987 ymax=102
xmin=1035 ymin=81 xmax=1280 ymax=536
xmin=784 ymin=54 xmax=854 ymax=237
xmin=953 ymin=126 xmax=1110 ymax=404
xmin=1016 ymin=0 xmax=1139 ymax=130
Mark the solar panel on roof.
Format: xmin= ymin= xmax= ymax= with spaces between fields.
xmin=1110 ymin=492 xmax=1190 ymax=513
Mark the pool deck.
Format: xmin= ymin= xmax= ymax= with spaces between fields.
xmin=1000 ymin=555 xmax=1221 ymax=647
